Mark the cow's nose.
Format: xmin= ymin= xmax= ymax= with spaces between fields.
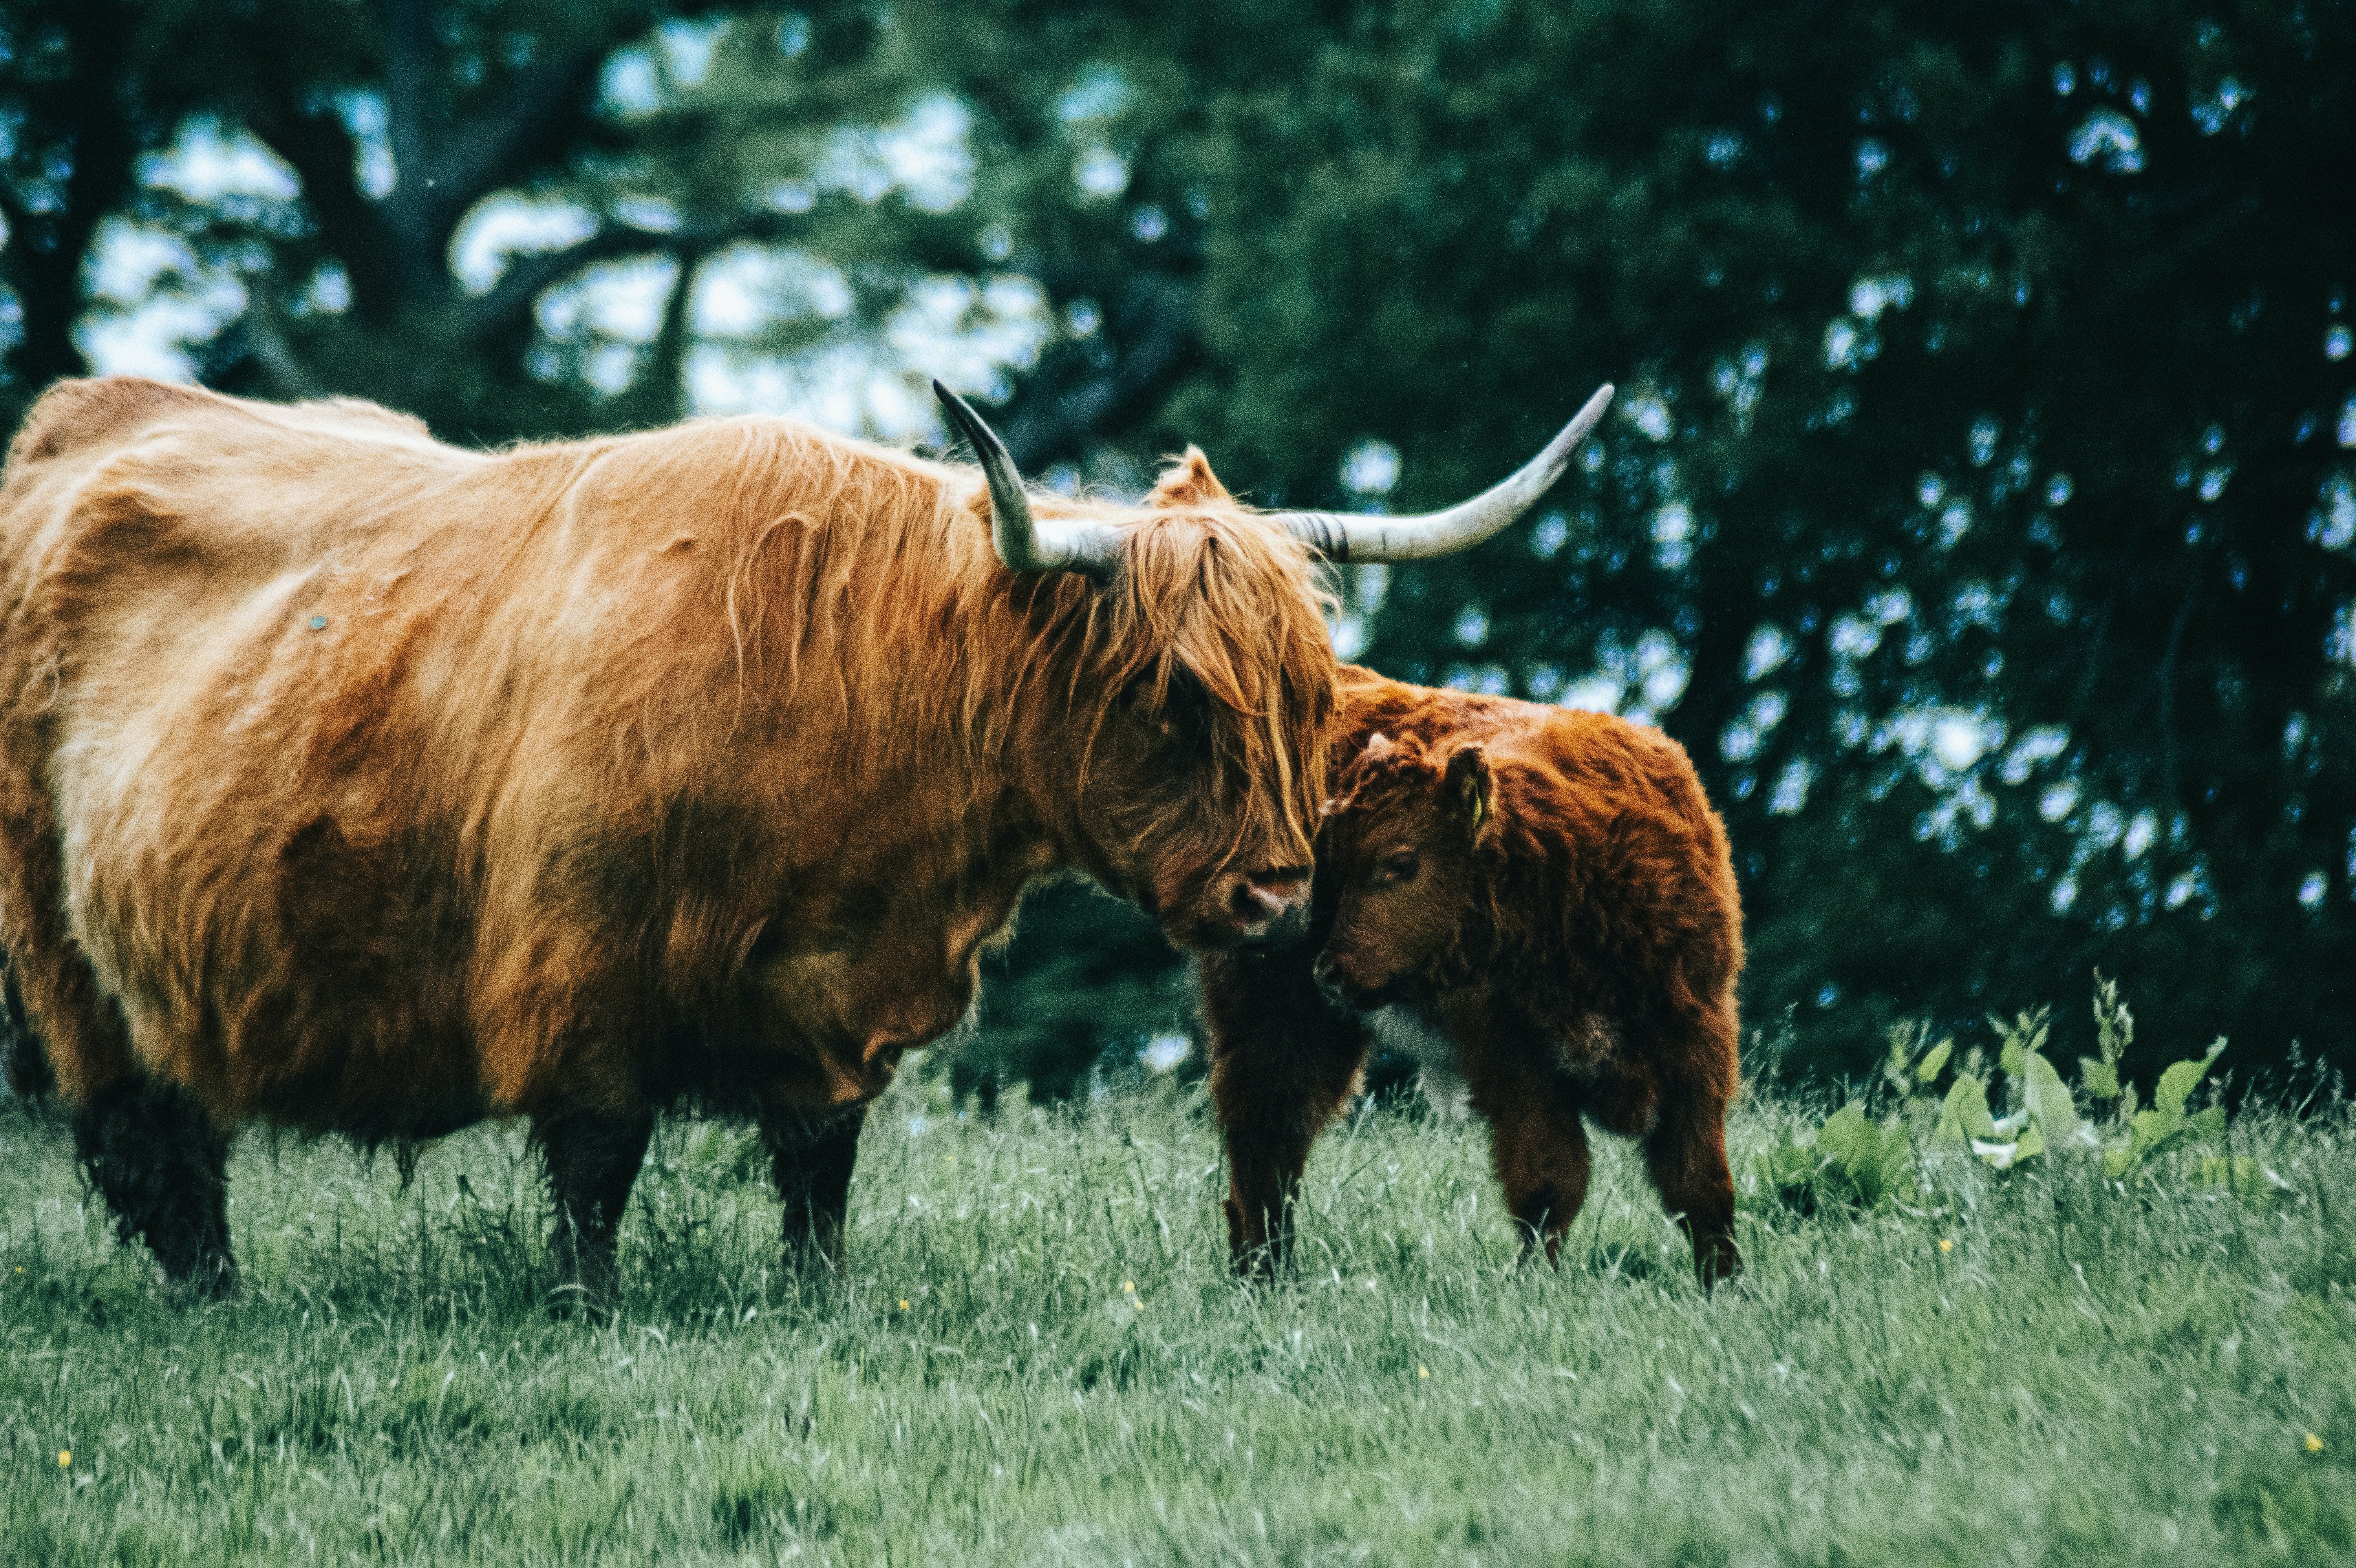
xmin=1231 ymin=870 xmax=1308 ymax=924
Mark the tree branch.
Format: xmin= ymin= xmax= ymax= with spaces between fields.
xmin=461 ymin=209 xmax=807 ymax=349
xmin=244 ymin=98 xmax=409 ymax=327
xmin=461 ymin=225 xmax=675 ymax=347
xmin=1 ymin=0 xmax=141 ymax=392
xmin=375 ymin=0 xmax=441 ymax=295
xmin=617 ymin=241 xmax=708 ymax=427
xmin=229 ymin=281 xmax=327 ymax=401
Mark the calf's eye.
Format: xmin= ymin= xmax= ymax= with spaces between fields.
xmin=1380 ymin=850 xmax=1420 ymax=885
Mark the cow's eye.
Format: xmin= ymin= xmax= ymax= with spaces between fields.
xmin=1126 ymin=668 xmax=1211 ymax=753
xmin=1379 ymin=850 xmax=1420 ymax=885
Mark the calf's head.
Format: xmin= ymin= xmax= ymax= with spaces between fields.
xmin=1312 ymin=733 xmax=1497 ymax=1005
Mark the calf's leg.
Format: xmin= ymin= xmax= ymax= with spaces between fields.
xmin=1637 ymin=1002 xmax=1742 ymax=1290
xmin=534 ymin=1103 xmax=655 ymax=1314
xmin=1644 ymin=1092 xmax=1740 ymax=1289
xmin=1467 ymin=1049 xmax=1592 ymax=1266
xmin=73 ymin=1076 xmax=237 ymax=1297
xmin=761 ymin=1103 xmax=866 ymax=1271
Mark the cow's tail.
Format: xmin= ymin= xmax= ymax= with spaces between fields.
xmin=0 ymin=954 xmax=53 ymax=1100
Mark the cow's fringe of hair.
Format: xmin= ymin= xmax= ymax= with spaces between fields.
xmin=1332 ymin=742 xmax=1504 ymax=989
xmin=628 ymin=416 xmax=1337 ymax=873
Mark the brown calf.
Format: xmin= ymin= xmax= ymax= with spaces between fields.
xmin=1201 ymin=667 xmax=1744 ymax=1287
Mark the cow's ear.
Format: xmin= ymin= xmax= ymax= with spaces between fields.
xmin=1148 ymin=447 xmax=1231 ymax=508
xmin=1443 ymin=745 xmax=1493 ymax=836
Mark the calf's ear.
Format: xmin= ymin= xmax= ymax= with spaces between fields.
xmin=1443 ymin=745 xmax=1493 ymax=837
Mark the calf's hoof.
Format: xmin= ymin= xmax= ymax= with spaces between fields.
xmin=1695 ymin=1235 xmax=1743 ymax=1294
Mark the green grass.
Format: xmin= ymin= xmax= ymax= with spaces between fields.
xmin=3 ymin=1077 xmax=2353 ymax=1566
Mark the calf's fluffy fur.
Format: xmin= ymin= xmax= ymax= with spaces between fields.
xmin=1201 ymin=668 xmax=1743 ymax=1286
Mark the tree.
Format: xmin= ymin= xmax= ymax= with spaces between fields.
xmin=5 ymin=0 xmax=2349 ymax=1097
xmin=0 ymin=1 xmax=996 ymax=440
xmin=939 ymin=0 xmax=2356 ymax=1089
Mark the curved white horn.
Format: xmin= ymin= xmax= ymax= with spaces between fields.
xmin=933 ymin=381 xmax=1121 ymax=576
xmin=1272 ymin=383 xmax=1614 ymax=562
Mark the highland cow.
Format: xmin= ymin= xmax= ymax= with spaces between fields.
xmin=1202 ymin=667 xmax=1743 ymax=1288
xmin=0 ymin=374 xmax=1610 ymax=1300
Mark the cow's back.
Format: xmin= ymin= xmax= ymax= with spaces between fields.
xmin=0 ymin=381 xmax=517 ymax=1115
xmin=0 ymin=378 xmax=1025 ymax=1134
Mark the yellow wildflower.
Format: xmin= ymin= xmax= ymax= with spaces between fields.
xmin=898 ymin=1299 xmax=910 ymax=1311
xmin=57 ymin=1450 xmax=70 ymax=1468
xmin=1418 ymin=1365 xmax=1430 ymax=1380
xmin=1939 ymin=1239 xmax=1954 ymax=1253
xmin=2307 ymin=1433 xmax=2325 ymax=1454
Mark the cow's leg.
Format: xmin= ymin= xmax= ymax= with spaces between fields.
xmin=1467 ymin=1048 xmax=1592 ymax=1267
xmin=761 ymin=1103 xmax=866 ymax=1271
xmin=73 ymin=1077 xmax=238 ymax=1298
xmin=1202 ymin=950 xmax=1368 ymax=1279
xmin=534 ymin=1103 xmax=655 ymax=1315
xmin=1216 ymin=1073 xmax=1362 ymax=1280
xmin=1637 ymin=1001 xmax=1742 ymax=1291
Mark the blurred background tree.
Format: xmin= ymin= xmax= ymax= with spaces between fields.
xmin=3 ymin=0 xmax=2349 ymax=1098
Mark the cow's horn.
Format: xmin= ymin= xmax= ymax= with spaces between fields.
xmin=1271 ymin=383 xmax=1615 ymax=563
xmin=933 ymin=381 xmax=1121 ymax=577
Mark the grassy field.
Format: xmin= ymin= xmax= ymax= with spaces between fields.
xmin=3 ymin=1073 xmax=2352 ymax=1566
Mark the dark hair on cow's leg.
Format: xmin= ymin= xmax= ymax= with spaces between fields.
xmin=761 ymin=1103 xmax=866 ymax=1272
xmin=1200 ymin=945 xmax=1370 ymax=1280
xmin=764 ymin=1104 xmax=865 ymax=1269
xmin=1215 ymin=1075 xmax=1360 ymax=1279
xmin=533 ymin=1103 xmax=655 ymax=1317
xmin=0 ymin=959 xmax=54 ymax=1100
xmin=71 ymin=1077 xmax=236 ymax=1298
xmin=1634 ymin=997 xmax=1743 ymax=1292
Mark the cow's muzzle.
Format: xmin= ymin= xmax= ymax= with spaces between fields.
xmin=1204 ymin=867 xmax=1312 ymax=947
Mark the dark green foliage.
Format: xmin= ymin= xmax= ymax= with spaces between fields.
xmin=3 ymin=1 xmax=2351 ymax=1091
xmin=1078 ymin=0 xmax=2356 ymax=1085
xmin=911 ymin=0 xmax=2356 ymax=1089
xmin=955 ymin=879 xmax=1191 ymax=1105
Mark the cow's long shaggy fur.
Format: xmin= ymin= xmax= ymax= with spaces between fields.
xmin=0 ymin=376 xmax=1335 ymax=1292
xmin=1202 ymin=666 xmax=1743 ymax=1288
